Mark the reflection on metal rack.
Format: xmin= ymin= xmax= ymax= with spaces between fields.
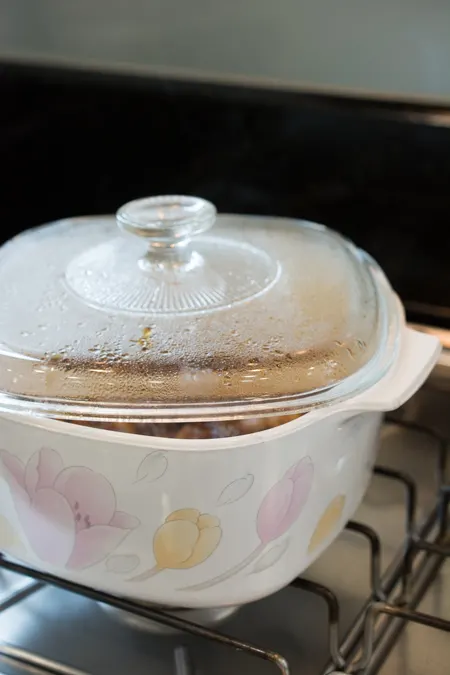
xmin=0 ymin=418 xmax=449 ymax=675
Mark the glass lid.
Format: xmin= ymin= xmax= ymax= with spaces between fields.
xmin=0 ymin=195 xmax=397 ymax=422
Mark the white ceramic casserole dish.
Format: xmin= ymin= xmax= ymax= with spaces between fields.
xmin=0 ymin=196 xmax=440 ymax=612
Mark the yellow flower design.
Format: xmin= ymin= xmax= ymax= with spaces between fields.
xmin=308 ymin=495 xmax=346 ymax=554
xmin=154 ymin=509 xmax=221 ymax=569
xmin=130 ymin=508 xmax=222 ymax=582
xmin=0 ymin=514 xmax=25 ymax=553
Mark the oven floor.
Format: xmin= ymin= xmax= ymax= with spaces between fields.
xmin=379 ymin=558 xmax=449 ymax=675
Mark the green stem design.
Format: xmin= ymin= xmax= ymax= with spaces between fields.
xmin=178 ymin=542 xmax=267 ymax=592
xmin=128 ymin=565 xmax=161 ymax=582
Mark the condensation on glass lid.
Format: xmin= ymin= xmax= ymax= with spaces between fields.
xmin=0 ymin=195 xmax=393 ymax=421
xmin=31 ymin=325 xmax=371 ymax=404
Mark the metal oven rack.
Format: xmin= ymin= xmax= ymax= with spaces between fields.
xmin=0 ymin=418 xmax=449 ymax=675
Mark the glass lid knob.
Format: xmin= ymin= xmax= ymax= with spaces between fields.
xmin=65 ymin=195 xmax=278 ymax=315
xmin=116 ymin=195 xmax=217 ymax=251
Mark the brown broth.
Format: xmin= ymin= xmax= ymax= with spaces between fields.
xmin=73 ymin=414 xmax=303 ymax=439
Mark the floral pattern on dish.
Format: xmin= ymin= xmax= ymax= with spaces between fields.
xmin=0 ymin=513 xmax=25 ymax=553
xmin=129 ymin=508 xmax=222 ymax=581
xmin=179 ymin=456 xmax=314 ymax=591
xmin=0 ymin=447 xmax=139 ymax=569
xmin=308 ymin=494 xmax=346 ymax=554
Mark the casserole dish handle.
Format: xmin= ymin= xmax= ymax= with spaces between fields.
xmin=346 ymin=327 xmax=441 ymax=413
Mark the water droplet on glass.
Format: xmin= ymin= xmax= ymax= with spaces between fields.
xmin=247 ymin=358 xmax=260 ymax=367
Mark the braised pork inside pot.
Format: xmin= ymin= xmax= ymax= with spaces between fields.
xmin=72 ymin=415 xmax=303 ymax=439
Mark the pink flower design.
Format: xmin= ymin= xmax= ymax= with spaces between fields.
xmin=180 ymin=456 xmax=314 ymax=592
xmin=0 ymin=448 xmax=139 ymax=570
xmin=256 ymin=457 xmax=314 ymax=544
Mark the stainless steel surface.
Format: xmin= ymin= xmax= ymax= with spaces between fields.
xmin=1 ymin=1 xmax=450 ymax=105
xmin=0 ymin=368 xmax=449 ymax=674
xmin=97 ymin=602 xmax=239 ymax=636
xmin=377 ymin=565 xmax=450 ymax=675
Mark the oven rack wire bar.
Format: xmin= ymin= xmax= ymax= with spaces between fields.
xmin=0 ymin=419 xmax=448 ymax=675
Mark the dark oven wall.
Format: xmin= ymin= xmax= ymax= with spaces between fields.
xmin=2 ymin=63 xmax=450 ymax=327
